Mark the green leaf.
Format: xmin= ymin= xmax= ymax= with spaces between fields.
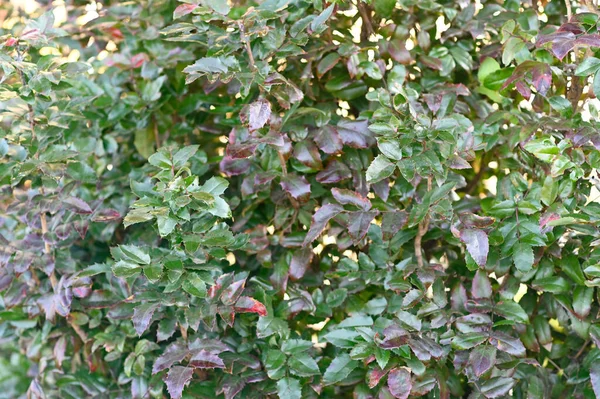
xmin=575 ymin=57 xmax=600 ymax=76
xmin=513 ymin=243 xmax=534 ymax=273
xmin=311 ymin=4 xmax=334 ymax=33
xmin=495 ymin=301 xmax=529 ymax=323
xmin=265 ymin=350 xmax=286 ymax=380
xmin=173 ymin=145 xmax=199 ymax=168
xmin=182 ymin=273 xmax=207 ymax=298
xmin=323 ymin=354 xmax=358 ymax=386
xmin=452 ymin=333 xmax=488 ymax=350
xmin=277 ymin=377 xmax=301 ymax=399
xmin=288 ymin=353 xmax=320 ymax=377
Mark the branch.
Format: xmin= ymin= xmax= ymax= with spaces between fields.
xmin=357 ymin=1 xmax=375 ymax=41
xmin=415 ymin=176 xmax=432 ymax=268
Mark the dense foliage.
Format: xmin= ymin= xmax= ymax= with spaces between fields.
xmin=4 ymin=0 xmax=600 ymax=397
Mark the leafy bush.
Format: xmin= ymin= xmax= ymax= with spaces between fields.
xmin=3 ymin=0 xmax=600 ymax=398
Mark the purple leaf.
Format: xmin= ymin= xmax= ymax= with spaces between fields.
xmin=449 ymin=155 xmax=471 ymax=169
xmin=289 ymin=247 xmax=313 ymax=280
xmin=407 ymin=337 xmax=443 ymax=361
xmin=314 ymin=126 xmax=343 ymax=154
xmin=381 ymin=211 xmax=407 ymax=240
xmin=469 ymin=345 xmax=496 ymax=377
xmin=337 ymin=119 xmax=375 ymax=148
xmin=303 ymin=204 xmax=344 ymax=246
xmin=332 ymin=188 xmax=372 ymax=210
xmin=574 ymin=34 xmax=600 ymax=47
xmin=532 ymin=63 xmax=551 ymax=95
xmin=460 ymin=229 xmax=489 ymax=267
xmin=280 ymin=174 xmax=311 ymax=202
xmin=316 ymin=160 xmax=352 ymax=184
xmin=387 ymin=368 xmax=412 ymax=399
xmin=64 ymin=196 xmax=92 ymax=214
xmin=372 ymin=178 xmax=390 ymax=201
xmin=132 ymin=302 xmax=159 ymax=336
xmin=347 ymin=210 xmax=379 ymax=244
xmin=294 ymin=141 xmax=322 ymax=169
xmin=246 ymin=99 xmax=271 ymax=131
xmin=220 ymin=156 xmax=252 ymax=177
xmin=234 ymin=296 xmax=268 ymax=316
xmin=480 ymin=377 xmax=515 ymax=398
xmin=591 ymin=360 xmax=600 ymax=398
xmin=152 ymin=343 xmax=189 ymax=374
xmin=515 ymin=81 xmax=531 ymax=99
xmin=92 ymin=209 xmax=121 ymax=222
xmin=165 ymin=366 xmax=194 ymax=399
xmin=54 ymin=335 xmax=67 ymax=369
xmin=490 ymin=331 xmax=526 ymax=356
xmin=189 ymin=349 xmax=225 ymax=369
xmin=379 ymin=325 xmax=409 ymax=349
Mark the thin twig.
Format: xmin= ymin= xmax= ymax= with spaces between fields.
xmin=415 ymin=176 xmax=433 ymax=268
xmin=153 ymin=116 xmax=160 ymax=149
xmin=574 ymin=339 xmax=590 ymax=359
xmin=565 ymin=0 xmax=572 ymax=20
xmin=278 ymin=151 xmax=288 ymax=176
xmin=238 ymin=21 xmax=256 ymax=71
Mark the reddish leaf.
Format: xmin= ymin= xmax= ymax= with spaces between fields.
xmin=165 ymin=366 xmax=194 ymax=399
xmin=515 ymin=81 xmax=531 ymax=99
xmin=234 ymin=296 xmax=268 ymax=316
xmin=220 ymin=278 xmax=246 ymax=305
xmin=246 ymin=99 xmax=271 ymax=131
xmin=388 ymin=40 xmax=412 ymax=64
xmin=317 ymin=52 xmax=341 ymax=78
xmin=368 ymin=367 xmax=389 ymax=388
xmin=189 ymin=349 xmax=225 ymax=369
xmin=92 ymin=209 xmax=121 ymax=222
xmin=532 ymin=63 xmax=551 ymax=95
xmin=130 ymin=53 xmax=148 ymax=68
xmin=316 ymin=160 xmax=352 ymax=184
xmin=460 ymin=229 xmax=489 ymax=267
xmin=332 ymin=188 xmax=372 ymax=211
xmin=314 ymin=126 xmax=343 ymax=154
xmin=290 ymin=247 xmax=313 ymax=280
xmin=337 ymin=119 xmax=375 ymax=148
xmin=458 ymin=212 xmax=495 ymax=228
xmin=173 ymin=3 xmax=197 ymax=19
xmin=281 ymin=174 xmax=311 ymax=201
xmin=303 ymin=204 xmax=344 ymax=246
xmin=387 ymin=368 xmax=412 ymax=399
xmin=347 ymin=211 xmax=379 ymax=244
xmin=294 ymin=141 xmax=322 ymax=169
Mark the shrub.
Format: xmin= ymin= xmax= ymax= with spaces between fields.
xmin=2 ymin=0 xmax=600 ymax=398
